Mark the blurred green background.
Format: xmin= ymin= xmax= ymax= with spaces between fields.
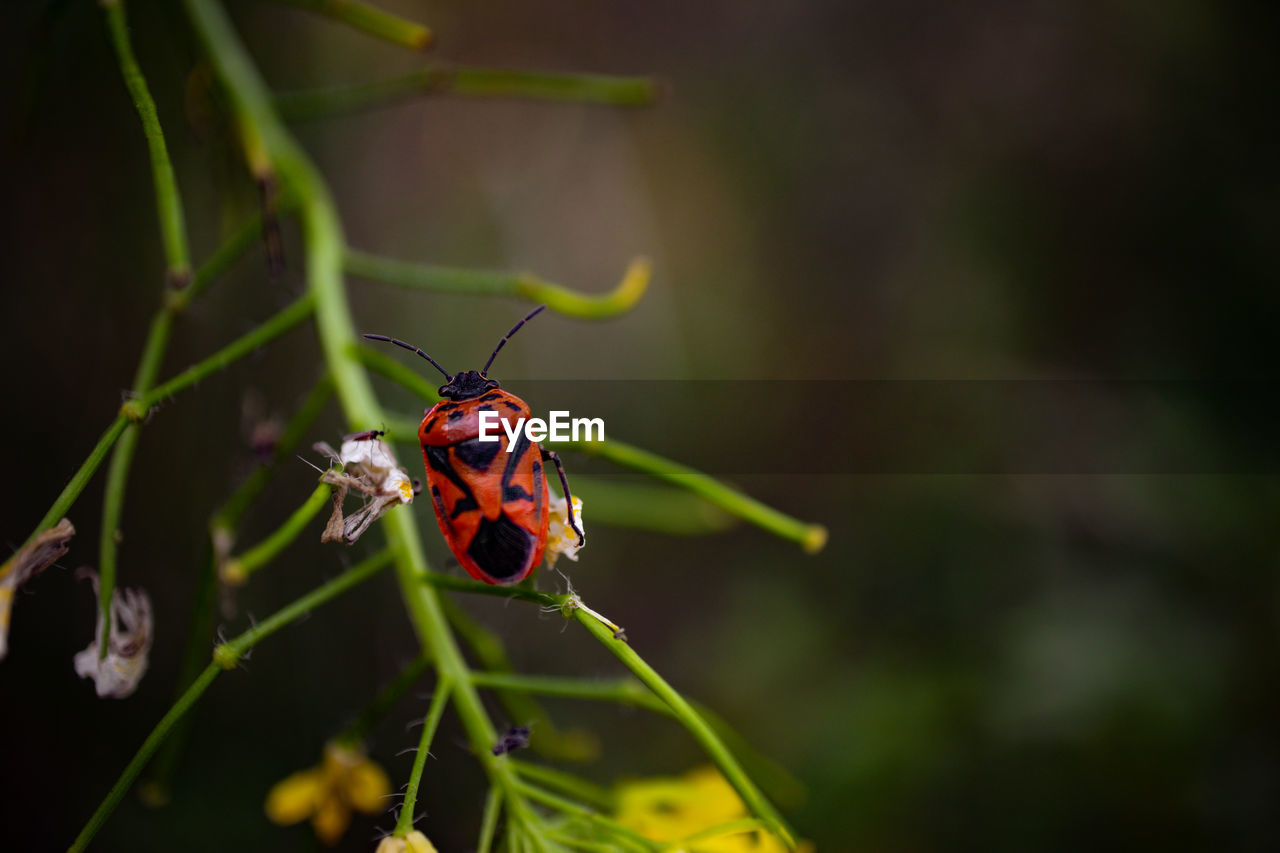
xmin=2 ymin=1 xmax=1278 ymax=850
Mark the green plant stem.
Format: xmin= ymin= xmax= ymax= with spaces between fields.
xmin=276 ymin=65 xmax=660 ymax=121
xmin=176 ymin=204 xmax=290 ymax=309
xmin=213 ymin=549 xmax=393 ymax=666
xmin=268 ymin=0 xmax=432 ymax=50
xmin=477 ymin=786 xmax=502 ymax=853
xmin=222 ymin=482 xmax=330 ymax=583
xmin=509 ymin=760 xmax=616 ymax=812
xmin=471 ymin=672 xmax=666 ymax=714
xmin=346 ymin=250 xmax=651 ymax=319
xmin=571 ymin=609 xmax=796 ymax=848
xmin=394 ymin=677 xmax=452 ymax=836
xmin=551 ymin=436 xmax=828 ymax=553
xmin=513 ymin=781 xmax=656 ymax=852
xmin=23 ymin=417 xmax=127 ymax=552
xmin=68 ymin=664 xmax=220 ymax=853
xmin=69 ymin=550 xmax=390 ymax=852
xmin=137 ymin=294 xmax=315 ymax=410
xmin=420 ymin=571 xmax=562 ymax=607
xmin=336 ymin=653 xmax=430 ymax=746
xmin=102 ymin=0 xmax=192 ymax=285
xmin=184 ymin=0 xmax=534 ymax=826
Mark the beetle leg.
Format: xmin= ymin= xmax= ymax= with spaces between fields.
xmin=541 ymin=450 xmax=584 ymax=544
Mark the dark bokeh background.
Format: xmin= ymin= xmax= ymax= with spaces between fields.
xmin=2 ymin=1 xmax=1278 ymax=850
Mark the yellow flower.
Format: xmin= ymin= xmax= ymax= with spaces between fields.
xmin=374 ymin=831 xmax=439 ymax=853
xmin=545 ymin=492 xmax=585 ymax=567
xmin=615 ymin=766 xmax=810 ymax=853
xmin=266 ymin=742 xmax=391 ymax=845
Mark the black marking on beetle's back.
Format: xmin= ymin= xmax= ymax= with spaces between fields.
xmin=500 ymin=434 xmax=535 ymax=503
xmin=532 ymin=461 xmax=545 ymax=520
xmin=436 ymin=402 xmax=458 ymax=412
xmin=424 ymin=444 xmax=476 ymax=499
xmin=429 ymin=485 xmax=453 ymax=533
xmin=504 ymin=401 xmax=523 ymax=414
xmin=447 ymin=409 xmax=465 ymax=422
xmin=450 ymin=494 xmax=478 ymax=519
xmin=454 ymin=437 xmax=501 ymax=472
xmin=467 ymin=514 xmax=534 ymax=581
xmin=423 ymin=417 xmax=439 ymax=433
xmin=479 ymin=392 xmax=504 ymax=402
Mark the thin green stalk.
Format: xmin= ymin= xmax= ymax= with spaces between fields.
xmin=571 ymin=609 xmax=796 ymax=848
xmin=135 ymin=294 xmax=315 ymax=411
xmin=420 ymin=571 xmax=562 ymax=607
xmin=70 ymin=550 xmax=392 ymax=851
xmin=509 ymin=760 xmax=616 ymax=812
xmin=68 ymin=664 xmax=220 ymax=853
xmin=477 ymin=786 xmax=502 ymax=853
xmin=394 ymin=677 xmax=452 ymax=836
xmin=470 ymin=672 xmax=666 ymax=715
xmin=551 ymin=436 xmax=828 ymax=553
xmin=22 ymin=417 xmax=127 ymax=552
xmin=513 ymin=781 xmax=656 ymax=852
xmin=346 ymin=250 xmax=651 ymax=319
xmin=176 ymin=204 xmax=292 ymax=309
xmin=268 ymin=0 xmax=432 ymax=50
xmin=336 ymin=654 xmax=430 ymax=746
xmin=220 ymin=482 xmax=330 ymax=584
xmin=102 ymin=0 xmax=192 ymax=286
xmin=213 ymin=549 xmax=392 ymax=667
xmin=276 ymin=65 xmax=660 ymax=121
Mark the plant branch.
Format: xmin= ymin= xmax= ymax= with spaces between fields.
xmin=276 ymin=65 xmax=660 ymax=121
xmin=220 ymin=482 xmax=330 ymax=584
xmin=267 ymin=0 xmax=432 ymax=50
xmin=570 ymin=607 xmax=796 ymax=848
xmin=394 ymin=676 xmax=452 ymax=836
xmin=336 ymin=653 xmax=430 ymax=746
xmin=102 ymin=0 xmax=192 ymax=285
xmin=346 ymin=250 xmax=651 ymax=319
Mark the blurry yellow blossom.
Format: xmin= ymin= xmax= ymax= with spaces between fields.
xmin=374 ymin=830 xmax=439 ymax=853
xmin=545 ymin=492 xmax=584 ymax=567
xmin=266 ymin=742 xmax=391 ymax=845
xmin=615 ymin=766 xmax=809 ymax=853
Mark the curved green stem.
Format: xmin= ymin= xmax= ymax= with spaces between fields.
xmin=102 ymin=0 xmax=192 ymax=285
xmin=571 ymin=609 xmax=795 ymax=848
xmin=336 ymin=653 xmax=430 ymax=746
xmin=267 ymin=0 xmax=432 ymax=50
xmin=220 ymin=483 xmax=330 ymax=584
xmin=277 ymin=65 xmax=660 ymax=121
xmin=394 ymin=676 xmax=452 ymax=836
xmin=551 ymin=436 xmax=828 ymax=553
xmin=346 ymin=251 xmax=651 ymax=319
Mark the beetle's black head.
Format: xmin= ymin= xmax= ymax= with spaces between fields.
xmin=439 ymin=370 xmax=500 ymax=400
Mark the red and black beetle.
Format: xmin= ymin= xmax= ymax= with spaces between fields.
xmin=364 ymin=306 xmax=584 ymax=585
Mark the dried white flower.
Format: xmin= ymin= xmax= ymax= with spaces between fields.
xmin=0 ymin=518 xmax=74 ymax=661
xmin=315 ymin=435 xmax=414 ymax=544
xmin=545 ymin=491 xmax=585 ymax=567
xmin=74 ymin=572 xmax=152 ymax=699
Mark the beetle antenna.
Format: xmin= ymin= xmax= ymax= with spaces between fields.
xmin=362 ymin=334 xmax=451 ymax=381
xmin=482 ymin=304 xmax=546 ymax=377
